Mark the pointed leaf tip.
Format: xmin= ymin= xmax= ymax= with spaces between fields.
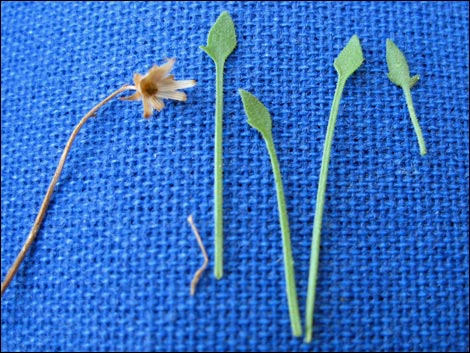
xmin=201 ymin=11 xmax=237 ymax=63
xmin=333 ymin=35 xmax=364 ymax=78
xmin=386 ymin=38 xmax=412 ymax=88
xmin=239 ymin=89 xmax=272 ymax=138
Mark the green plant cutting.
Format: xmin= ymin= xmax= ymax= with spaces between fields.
xmin=305 ymin=35 xmax=364 ymax=343
xmin=239 ymin=89 xmax=302 ymax=337
xmin=386 ymin=38 xmax=427 ymax=156
xmin=200 ymin=11 xmax=237 ymax=279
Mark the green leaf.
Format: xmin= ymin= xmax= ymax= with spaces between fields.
xmin=386 ymin=38 xmax=413 ymax=88
xmin=239 ymin=88 xmax=302 ymax=337
xmin=305 ymin=34 xmax=364 ymax=343
xmin=200 ymin=11 xmax=237 ymax=63
xmin=386 ymin=39 xmax=426 ymax=155
xmin=200 ymin=11 xmax=237 ymax=279
xmin=239 ymin=89 xmax=272 ymax=139
xmin=333 ymin=35 xmax=364 ymax=78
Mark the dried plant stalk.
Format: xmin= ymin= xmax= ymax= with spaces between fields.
xmin=187 ymin=215 xmax=209 ymax=296
xmin=1 ymin=84 xmax=135 ymax=297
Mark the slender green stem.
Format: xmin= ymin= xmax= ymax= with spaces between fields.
xmin=403 ymin=85 xmax=427 ymax=156
xmin=305 ymin=76 xmax=346 ymax=343
xmin=214 ymin=60 xmax=224 ymax=279
xmin=265 ymin=135 xmax=302 ymax=337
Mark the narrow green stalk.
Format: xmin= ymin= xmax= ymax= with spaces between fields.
xmin=304 ymin=35 xmax=363 ymax=343
xmin=239 ymin=89 xmax=301 ymax=337
xmin=200 ymin=11 xmax=237 ymax=279
xmin=214 ymin=61 xmax=224 ymax=279
xmin=403 ymin=85 xmax=427 ymax=156
xmin=304 ymin=77 xmax=345 ymax=343
xmin=265 ymin=137 xmax=302 ymax=337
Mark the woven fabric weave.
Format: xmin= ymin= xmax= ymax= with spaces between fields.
xmin=1 ymin=2 xmax=468 ymax=351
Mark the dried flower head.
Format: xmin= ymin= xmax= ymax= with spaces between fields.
xmin=122 ymin=58 xmax=196 ymax=118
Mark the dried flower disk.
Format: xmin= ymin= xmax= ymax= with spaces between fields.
xmin=122 ymin=58 xmax=196 ymax=118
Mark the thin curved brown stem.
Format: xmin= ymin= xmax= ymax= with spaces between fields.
xmin=1 ymin=84 xmax=136 ymax=297
xmin=187 ymin=215 xmax=209 ymax=296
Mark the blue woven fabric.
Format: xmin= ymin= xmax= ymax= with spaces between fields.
xmin=1 ymin=2 xmax=468 ymax=351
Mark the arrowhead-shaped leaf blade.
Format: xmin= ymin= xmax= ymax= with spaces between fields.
xmin=239 ymin=89 xmax=272 ymax=139
xmin=386 ymin=39 xmax=412 ymax=87
xmin=200 ymin=11 xmax=237 ymax=64
xmin=333 ymin=35 xmax=364 ymax=78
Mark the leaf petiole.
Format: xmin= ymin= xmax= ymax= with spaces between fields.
xmin=403 ymin=84 xmax=427 ymax=156
xmin=304 ymin=77 xmax=345 ymax=343
xmin=213 ymin=59 xmax=224 ymax=279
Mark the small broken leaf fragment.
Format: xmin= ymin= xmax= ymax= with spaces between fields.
xmin=386 ymin=39 xmax=427 ymax=156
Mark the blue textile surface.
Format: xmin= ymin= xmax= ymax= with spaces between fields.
xmin=1 ymin=1 xmax=468 ymax=351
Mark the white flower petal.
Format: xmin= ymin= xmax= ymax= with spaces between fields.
xmin=151 ymin=97 xmax=165 ymax=111
xmin=156 ymin=91 xmax=187 ymax=102
xmin=143 ymin=98 xmax=153 ymax=118
xmin=159 ymin=80 xmax=196 ymax=91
